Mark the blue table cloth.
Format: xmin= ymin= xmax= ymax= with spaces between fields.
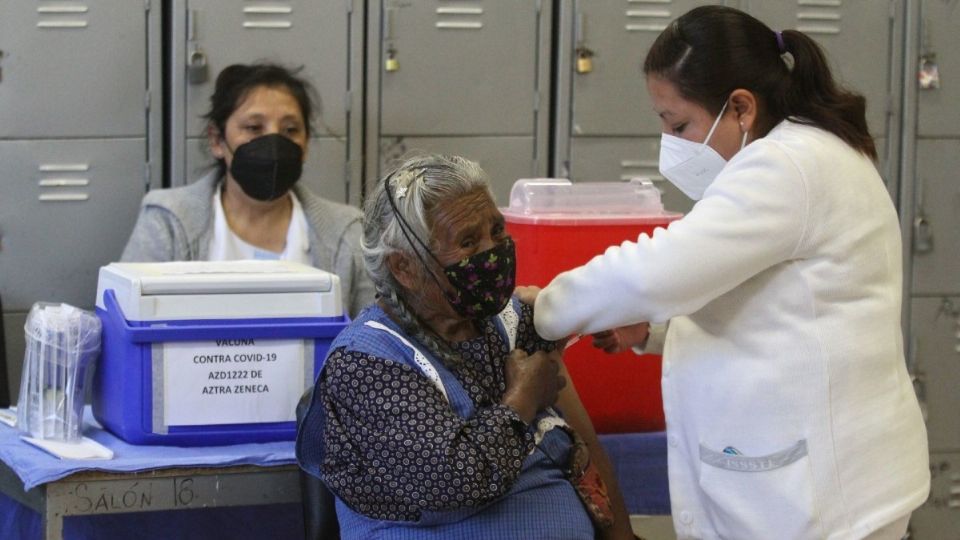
xmin=0 ymin=409 xmax=303 ymax=540
xmin=0 ymin=409 xmax=297 ymax=491
xmin=1 ymin=409 xmax=669 ymax=539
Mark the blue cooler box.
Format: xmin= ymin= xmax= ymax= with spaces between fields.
xmin=93 ymin=261 xmax=349 ymax=446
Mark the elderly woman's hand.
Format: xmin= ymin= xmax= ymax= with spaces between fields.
xmin=501 ymin=348 xmax=566 ymax=424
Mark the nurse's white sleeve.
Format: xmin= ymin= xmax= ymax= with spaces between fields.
xmin=632 ymin=322 xmax=667 ymax=355
xmin=534 ymin=141 xmax=808 ymax=340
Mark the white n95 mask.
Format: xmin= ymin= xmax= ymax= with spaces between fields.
xmin=658 ymin=99 xmax=741 ymax=201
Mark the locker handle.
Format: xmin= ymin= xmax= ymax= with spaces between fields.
xmin=913 ymin=216 xmax=933 ymax=254
xmin=384 ymin=8 xmax=396 ymax=41
xmin=188 ymin=9 xmax=198 ymax=41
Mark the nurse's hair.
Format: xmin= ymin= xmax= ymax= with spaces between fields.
xmin=645 ymin=5 xmax=876 ymax=161
xmin=362 ymin=153 xmax=494 ymax=364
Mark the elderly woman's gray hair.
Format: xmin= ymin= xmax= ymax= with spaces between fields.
xmin=362 ymin=154 xmax=494 ymax=362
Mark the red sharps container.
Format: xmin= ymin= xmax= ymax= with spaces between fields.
xmin=502 ymin=178 xmax=681 ymax=433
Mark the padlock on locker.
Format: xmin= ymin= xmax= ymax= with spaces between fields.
xmin=385 ymin=47 xmax=399 ymax=72
xmin=187 ymin=47 xmax=209 ymax=85
xmin=575 ymin=47 xmax=594 ymax=74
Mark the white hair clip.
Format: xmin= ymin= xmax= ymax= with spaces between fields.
xmin=391 ymin=170 xmax=414 ymax=199
xmin=780 ymin=51 xmax=795 ymax=72
xmin=775 ymin=31 xmax=795 ymax=72
xmin=391 ymin=168 xmax=425 ymax=199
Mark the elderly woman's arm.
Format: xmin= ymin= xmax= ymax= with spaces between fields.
xmin=317 ymin=348 xmax=535 ymax=520
xmin=556 ymin=360 xmax=636 ymax=540
xmin=514 ymin=300 xmax=635 ymax=539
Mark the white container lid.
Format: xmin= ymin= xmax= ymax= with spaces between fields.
xmin=95 ymin=260 xmax=343 ymax=321
xmin=100 ymin=260 xmax=333 ymax=295
xmin=500 ymin=178 xmax=681 ymax=225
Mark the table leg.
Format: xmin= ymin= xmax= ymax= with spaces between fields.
xmin=42 ymin=499 xmax=64 ymax=540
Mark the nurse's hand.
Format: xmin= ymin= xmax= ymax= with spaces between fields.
xmin=591 ymin=323 xmax=650 ymax=354
xmin=513 ymin=285 xmax=541 ymax=305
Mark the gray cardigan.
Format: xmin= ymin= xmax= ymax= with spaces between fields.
xmin=121 ymin=170 xmax=375 ymax=317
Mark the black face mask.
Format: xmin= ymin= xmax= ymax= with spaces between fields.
xmin=228 ymin=134 xmax=303 ymax=201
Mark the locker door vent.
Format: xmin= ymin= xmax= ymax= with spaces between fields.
xmin=796 ymin=0 xmax=842 ymax=35
xmin=36 ymin=163 xmax=90 ymax=202
xmin=242 ymin=2 xmax=294 ymax=29
xmin=435 ymin=2 xmax=483 ymax=30
xmin=625 ymin=0 xmax=671 ymax=33
xmin=36 ymin=2 xmax=89 ymax=29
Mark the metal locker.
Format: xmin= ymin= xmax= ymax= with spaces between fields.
xmin=742 ymin=0 xmax=902 ymax=139
xmin=0 ymin=3 xmax=159 ymax=403
xmin=0 ymin=138 xmax=147 ymax=403
xmin=554 ymin=1 xmax=903 ymax=205
xmin=904 ymin=4 xmax=960 ymax=534
xmin=170 ymin=0 xmax=363 ymax=203
xmin=377 ymin=1 xmax=540 ymax=136
xmin=379 ymin=136 xmax=536 ymax=206
xmin=911 ymin=140 xmax=960 ymax=295
xmin=0 ymin=140 xmax=146 ymax=311
xmin=0 ymin=0 xmax=147 ymax=139
xmin=917 ymin=0 xmax=960 ymax=138
xmin=910 ymin=296 xmax=960 ymax=452
xmin=568 ymin=137 xmax=694 ymax=214
xmin=564 ymin=0 xmax=720 ymax=138
xmin=909 ymin=453 xmax=960 ymax=539
xmin=553 ymin=1 xmax=720 ymax=191
xmin=367 ymin=1 xmax=552 ymax=203
xmin=741 ymin=1 xmax=906 ymax=203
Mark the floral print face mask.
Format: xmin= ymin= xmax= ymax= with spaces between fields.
xmin=441 ymin=237 xmax=516 ymax=320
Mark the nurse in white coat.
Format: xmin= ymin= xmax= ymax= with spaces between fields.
xmin=533 ymin=6 xmax=929 ymax=540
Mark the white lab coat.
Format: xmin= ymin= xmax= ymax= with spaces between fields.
xmin=535 ymin=121 xmax=929 ymax=539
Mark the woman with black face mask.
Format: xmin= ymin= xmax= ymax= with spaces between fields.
xmin=296 ymin=154 xmax=635 ymax=540
xmin=121 ymin=63 xmax=374 ymax=317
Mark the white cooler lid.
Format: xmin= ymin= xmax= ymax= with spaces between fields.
xmin=103 ymin=260 xmax=333 ymax=295
xmin=95 ymin=260 xmax=343 ymax=320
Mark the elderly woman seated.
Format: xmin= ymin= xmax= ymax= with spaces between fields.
xmin=297 ymin=154 xmax=634 ymax=539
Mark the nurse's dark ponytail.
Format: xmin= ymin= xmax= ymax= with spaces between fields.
xmin=774 ymin=30 xmax=875 ymax=160
xmin=644 ymin=6 xmax=876 ymax=161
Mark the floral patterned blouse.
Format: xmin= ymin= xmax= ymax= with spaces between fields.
xmin=315 ymin=302 xmax=557 ymax=521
